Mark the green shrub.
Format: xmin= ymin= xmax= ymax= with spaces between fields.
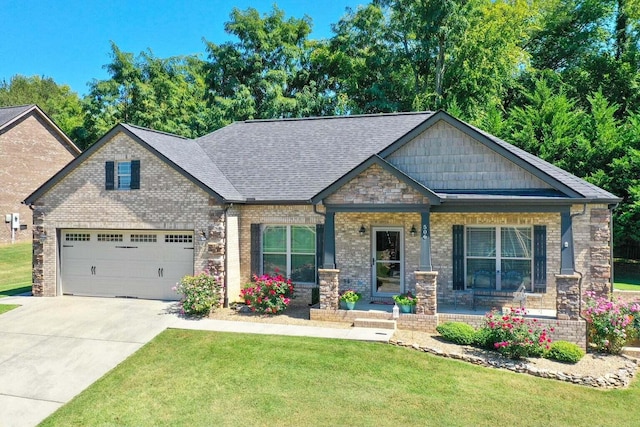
xmin=436 ymin=322 xmax=476 ymax=345
xmin=473 ymin=327 xmax=493 ymax=348
xmin=545 ymin=341 xmax=585 ymax=363
xmin=174 ymin=271 xmax=223 ymax=316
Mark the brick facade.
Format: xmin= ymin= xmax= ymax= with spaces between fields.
xmin=31 ymin=132 xmax=224 ymax=296
xmin=0 ymin=111 xmax=78 ymax=243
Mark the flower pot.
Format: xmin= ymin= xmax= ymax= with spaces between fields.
xmin=399 ymin=304 xmax=412 ymax=313
xmin=345 ymin=301 xmax=356 ymax=310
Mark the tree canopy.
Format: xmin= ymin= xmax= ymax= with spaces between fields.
xmin=3 ymin=1 xmax=640 ymax=253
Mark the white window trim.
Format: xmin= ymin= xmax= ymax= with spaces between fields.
xmin=117 ymin=161 xmax=132 ymax=190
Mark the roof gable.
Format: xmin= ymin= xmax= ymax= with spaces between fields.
xmin=25 ymin=124 xmax=243 ymax=204
xmin=312 ymin=155 xmax=441 ymax=205
xmin=0 ymin=104 xmax=80 ymax=155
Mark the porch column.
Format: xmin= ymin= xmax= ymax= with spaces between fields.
xmin=556 ymin=274 xmax=581 ymax=320
xmin=560 ymin=210 xmax=575 ymax=275
xmin=419 ymin=210 xmax=432 ymax=271
xmin=415 ymin=271 xmax=438 ymax=315
xmin=323 ymin=210 xmax=336 ymax=269
xmin=318 ymin=268 xmax=340 ymax=310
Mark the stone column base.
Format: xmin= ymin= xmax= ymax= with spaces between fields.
xmin=318 ymin=269 xmax=340 ymax=310
xmin=415 ymin=271 xmax=438 ymax=315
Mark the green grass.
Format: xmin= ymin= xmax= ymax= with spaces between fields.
xmin=0 ymin=304 xmax=19 ymax=315
xmin=42 ymin=330 xmax=640 ymax=427
xmin=0 ymin=241 xmax=31 ymax=296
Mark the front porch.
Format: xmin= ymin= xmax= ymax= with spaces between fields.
xmin=311 ymin=268 xmax=585 ymax=348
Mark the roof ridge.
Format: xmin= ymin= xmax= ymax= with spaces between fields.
xmin=0 ymin=104 xmax=34 ymax=110
xmin=122 ymin=123 xmax=189 ymax=140
xmin=242 ymin=111 xmax=434 ymax=124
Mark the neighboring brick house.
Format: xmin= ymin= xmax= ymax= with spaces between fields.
xmin=0 ymin=105 xmax=80 ymax=244
xmin=25 ymin=111 xmax=620 ymax=348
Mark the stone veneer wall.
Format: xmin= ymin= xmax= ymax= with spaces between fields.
xmin=31 ymin=132 xmax=222 ymax=296
xmin=0 ymin=112 xmax=78 ymax=243
xmin=572 ymin=205 xmax=613 ymax=297
xmin=431 ymin=212 xmax=561 ymax=309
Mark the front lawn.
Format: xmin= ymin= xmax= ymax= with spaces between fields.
xmin=0 ymin=304 xmax=19 ymax=315
xmin=0 ymin=241 xmax=31 ymax=296
xmin=42 ymin=330 xmax=639 ymax=426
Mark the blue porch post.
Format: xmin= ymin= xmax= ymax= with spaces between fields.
xmin=419 ymin=210 xmax=432 ymax=271
xmin=560 ymin=210 xmax=575 ymax=275
xmin=323 ymin=210 xmax=336 ymax=269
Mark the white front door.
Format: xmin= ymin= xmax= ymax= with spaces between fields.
xmin=372 ymin=227 xmax=404 ymax=296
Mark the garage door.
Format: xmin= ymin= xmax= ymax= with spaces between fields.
xmin=61 ymin=230 xmax=194 ymax=300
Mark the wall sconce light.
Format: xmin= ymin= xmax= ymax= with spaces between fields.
xmin=359 ymin=225 xmax=366 ymax=236
xmin=39 ymin=231 xmax=47 ymax=243
xmin=200 ymin=230 xmax=207 ymax=241
xmin=410 ymin=225 xmax=417 ymax=237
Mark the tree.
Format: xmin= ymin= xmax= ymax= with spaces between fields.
xmin=204 ymin=6 xmax=329 ymax=121
xmin=0 ymin=75 xmax=84 ymax=140
xmin=81 ymin=42 xmax=216 ymax=148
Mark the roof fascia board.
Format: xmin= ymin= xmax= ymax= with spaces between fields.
xmin=379 ymin=110 xmax=584 ymax=199
xmin=432 ymin=202 xmax=572 ymax=213
xmin=311 ymin=155 xmax=441 ymax=204
xmin=325 ymin=203 xmax=430 ymax=213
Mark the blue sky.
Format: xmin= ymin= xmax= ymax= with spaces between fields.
xmin=0 ymin=1 xmax=365 ymax=96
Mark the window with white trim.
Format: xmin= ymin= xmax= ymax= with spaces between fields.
xmin=262 ymin=225 xmax=316 ymax=283
xmin=117 ymin=162 xmax=132 ymax=189
xmin=466 ymin=226 xmax=532 ymax=291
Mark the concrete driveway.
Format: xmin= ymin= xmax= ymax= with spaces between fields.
xmin=0 ymin=296 xmax=175 ymax=427
xmin=0 ymin=295 xmax=392 ymax=427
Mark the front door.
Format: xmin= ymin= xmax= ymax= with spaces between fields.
xmin=372 ymin=227 xmax=404 ymax=296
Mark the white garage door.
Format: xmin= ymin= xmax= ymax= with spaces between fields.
xmin=61 ymin=230 xmax=194 ymax=300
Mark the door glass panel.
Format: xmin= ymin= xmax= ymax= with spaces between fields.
xmin=374 ymin=230 xmax=402 ymax=295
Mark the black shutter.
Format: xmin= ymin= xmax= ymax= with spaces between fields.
xmin=534 ymin=225 xmax=547 ymax=288
xmin=315 ymin=223 xmax=324 ymax=284
xmin=130 ymin=160 xmax=140 ymax=189
xmin=250 ymin=224 xmax=261 ymax=279
xmin=105 ymin=161 xmax=115 ymax=190
xmin=452 ymin=225 xmax=464 ymax=290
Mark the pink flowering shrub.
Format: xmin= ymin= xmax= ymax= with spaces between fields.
xmin=477 ymin=307 xmax=554 ymax=359
xmin=174 ymin=271 xmax=223 ymax=316
xmin=583 ymin=291 xmax=640 ymax=354
xmin=240 ymin=272 xmax=294 ymax=315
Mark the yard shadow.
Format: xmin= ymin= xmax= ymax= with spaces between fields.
xmin=0 ymin=286 xmax=31 ymax=297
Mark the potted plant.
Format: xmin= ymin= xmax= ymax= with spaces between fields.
xmin=393 ymin=292 xmax=418 ymax=313
xmin=340 ymin=289 xmax=362 ymax=310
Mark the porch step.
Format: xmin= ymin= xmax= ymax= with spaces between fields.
xmin=353 ymin=318 xmax=397 ymax=330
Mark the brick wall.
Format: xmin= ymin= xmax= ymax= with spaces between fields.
xmin=0 ymin=112 xmax=77 ymax=243
xmin=31 ymin=132 xmax=223 ymax=296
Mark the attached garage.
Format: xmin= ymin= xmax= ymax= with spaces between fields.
xmin=60 ymin=230 xmax=194 ymax=301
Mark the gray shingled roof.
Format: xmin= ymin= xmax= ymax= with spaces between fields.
xmin=122 ymin=124 xmax=243 ymax=201
xmin=0 ymin=104 xmax=33 ymax=129
xmin=195 ymin=112 xmax=433 ymax=201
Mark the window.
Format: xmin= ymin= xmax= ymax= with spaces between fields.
xmin=105 ymin=160 xmax=140 ymax=190
xmin=262 ymin=225 xmax=316 ymax=283
xmin=131 ymin=234 xmax=157 ymax=243
xmin=65 ymin=233 xmax=90 ymax=241
xmin=117 ymin=162 xmax=132 ymax=189
xmin=97 ymin=233 xmax=123 ymax=242
xmin=165 ymin=234 xmax=193 ymax=243
xmin=466 ymin=226 xmax=532 ymax=291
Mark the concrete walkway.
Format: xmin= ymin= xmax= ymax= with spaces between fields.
xmin=0 ymin=296 xmax=392 ymax=427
